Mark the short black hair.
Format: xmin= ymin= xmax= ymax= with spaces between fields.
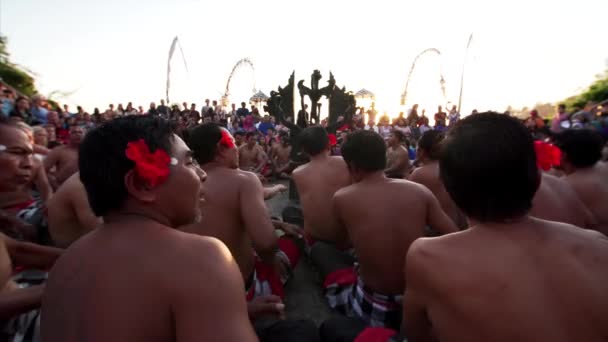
xmin=554 ymin=129 xmax=603 ymax=168
xmin=79 ymin=115 xmax=175 ymax=217
xmin=188 ymin=123 xmax=223 ymax=165
xmin=418 ymin=130 xmax=444 ymax=160
xmin=341 ymin=130 xmax=386 ymax=172
xmin=234 ymin=131 xmax=245 ymax=137
xmin=299 ymin=126 xmax=329 ymax=156
xmin=440 ymin=112 xmax=539 ymax=222
xmin=245 ymin=131 xmax=256 ymax=139
xmin=391 ymin=130 xmax=405 ymax=142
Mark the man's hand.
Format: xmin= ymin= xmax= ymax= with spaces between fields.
xmin=247 ymin=295 xmax=285 ymax=320
xmin=273 ymin=253 xmax=292 ymax=284
xmin=274 ymin=184 xmax=287 ymax=193
xmin=276 ymin=222 xmax=303 ymax=239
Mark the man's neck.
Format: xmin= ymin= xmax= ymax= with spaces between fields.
xmin=310 ymin=151 xmax=330 ymax=161
xmin=104 ymin=205 xmax=173 ymax=228
xmin=359 ymin=170 xmax=386 ymax=183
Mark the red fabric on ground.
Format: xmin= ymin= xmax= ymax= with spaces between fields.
xmin=354 ymin=327 xmax=398 ymax=342
xmin=323 ymin=267 xmax=357 ymax=289
xmin=278 ymin=237 xmax=300 ymax=268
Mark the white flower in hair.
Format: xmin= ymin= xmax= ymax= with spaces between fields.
xmin=170 ymin=157 xmax=178 ymax=166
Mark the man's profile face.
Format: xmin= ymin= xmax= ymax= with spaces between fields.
xmin=69 ymin=126 xmax=85 ymax=144
xmin=160 ymin=135 xmax=206 ymax=226
xmin=246 ymin=135 xmax=255 ymax=146
xmin=0 ymin=126 xmax=34 ymax=191
xmin=234 ymin=134 xmax=243 ymax=145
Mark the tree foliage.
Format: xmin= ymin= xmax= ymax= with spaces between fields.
xmin=0 ymin=36 xmax=38 ymax=97
xmin=563 ymin=69 xmax=608 ymax=112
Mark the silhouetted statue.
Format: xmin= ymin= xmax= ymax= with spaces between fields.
xmin=298 ymin=70 xmax=336 ymax=124
xmin=328 ymin=86 xmax=356 ymax=128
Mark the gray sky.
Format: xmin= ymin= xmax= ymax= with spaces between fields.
xmin=3 ymin=0 xmax=608 ymax=117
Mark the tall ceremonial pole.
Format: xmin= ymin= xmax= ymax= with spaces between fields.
xmin=166 ymin=37 xmax=189 ymax=104
xmin=457 ymin=33 xmax=473 ymax=114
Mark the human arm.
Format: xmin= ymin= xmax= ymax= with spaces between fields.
xmin=240 ymin=172 xmax=279 ymax=264
xmin=33 ymin=144 xmax=49 ymax=156
xmin=0 ymin=284 xmax=45 ymax=321
xmin=42 ymin=148 xmax=59 ymax=173
xmin=33 ymin=160 xmax=53 ymax=203
xmin=174 ymin=237 xmax=258 ymax=342
xmin=331 ymin=192 xmax=351 ymax=248
xmin=263 ymin=184 xmax=287 ymax=200
xmin=3 ymin=234 xmax=62 ymax=269
xmin=272 ymin=220 xmax=303 ymax=239
xmin=402 ymin=239 xmax=435 ymax=342
xmin=422 ymin=186 xmax=457 ymax=235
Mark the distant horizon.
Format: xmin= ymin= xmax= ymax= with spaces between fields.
xmin=3 ymin=0 xmax=607 ymax=117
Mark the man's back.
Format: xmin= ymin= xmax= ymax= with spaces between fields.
xmin=406 ymin=218 xmax=608 ymax=342
xmin=565 ymin=163 xmax=608 ymax=235
xmin=47 ymin=173 xmax=98 ymax=247
xmin=409 ymin=162 xmax=466 ymax=229
xmin=531 ymin=173 xmax=595 ymax=229
xmin=43 ymin=221 xmax=255 ymax=342
xmin=293 ymin=156 xmax=350 ymax=241
xmin=181 ymin=167 xmax=255 ymax=278
xmin=334 ymin=178 xmax=441 ymax=295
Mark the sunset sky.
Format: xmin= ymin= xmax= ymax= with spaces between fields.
xmin=3 ymin=0 xmax=607 ymax=118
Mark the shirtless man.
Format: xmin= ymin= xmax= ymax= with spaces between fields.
xmin=410 ymin=130 xmax=467 ymax=229
xmin=44 ymin=125 xmax=84 ymax=188
xmin=384 ymin=130 xmax=410 ymax=179
xmin=292 ymin=126 xmax=351 ymax=244
xmin=404 ymin=112 xmax=608 ymax=342
xmin=184 ymin=123 xmax=298 ymax=301
xmin=326 ymin=130 xmax=456 ymax=329
xmin=269 ymin=133 xmax=292 ymax=178
xmin=239 ymin=131 xmax=267 ymax=173
xmin=531 ymin=172 xmax=597 ymax=229
xmin=554 ymin=129 xmax=608 ymax=235
xmin=0 ymin=118 xmax=63 ymax=338
xmin=46 ymin=172 xmax=100 ymax=248
xmin=42 ymin=116 xmax=258 ymax=341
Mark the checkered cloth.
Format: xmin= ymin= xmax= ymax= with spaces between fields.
xmin=15 ymin=200 xmax=50 ymax=245
xmin=324 ymin=267 xmax=403 ymax=330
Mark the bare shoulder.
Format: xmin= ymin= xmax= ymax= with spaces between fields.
xmin=172 ymin=232 xmax=231 ymax=265
xmin=329 ymin=156 xmax=347 ymax=167
xmin=293 ymin=162 xmax=312 ymax=177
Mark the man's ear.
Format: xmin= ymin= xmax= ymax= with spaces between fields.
xmin=124 ymin=170 xmax=157 ymax=203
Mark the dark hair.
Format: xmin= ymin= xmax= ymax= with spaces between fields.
xmin=440 ymin=112 xmax=539 ymax=222
xmin=391 ymin=130 xmax=405 ymax=142
xmin=554 ymin=129 xmax=603 ymax=168
xmin=188 ymin=123 xmax=223 ymax=165
xmin=341 ymin=130 xmax=386 ymax=172
xmin=234 ymin=131 xmax=244 ymax=137
xmin=245 ymin=131 xmax=256 ymax=139
xmin=79 ymin=115 xmax=175 ymax=217
xmin=418 ymin=130 xmax=445 ymax=160
xmin=299 ymin=126 xmax=329 ymax=156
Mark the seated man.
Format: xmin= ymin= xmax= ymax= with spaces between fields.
xmin=409 ymin=130 xmax=467 ymax=229
xmin=554 ymin=129 xmax=608 ymax=235
xmin=239 ymin=131 xmax=269 ymax=178
xmin=0 ymin=118 xmax=63 ymax=339
xmin=43 ymin=125 xmax=84 ymax=189
xmin=531 ymin=172 xmax=597 ymax=229
xmin=404 ymin=112 xmax=608 ymax=341
xmin=384 ymin=130 xmax=410 ymax=179
xmin=46 ymin=172 xmax=101 ymax=248
xmin=0 ymin=120 xmax=51 ymax=242
xmin=292 ymin=126 xmax=351 ymax=253
xmin=327 ymin=130 xmax=457 ymax=329
xmin=42 ymin=116 xmax=258 ymax=341
xmin=269 ymin=133 xmax=292 ymax=179
xmin=184 ymin=123 xmax=300 ymax=301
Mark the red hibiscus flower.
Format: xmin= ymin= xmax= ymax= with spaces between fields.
xmin=220 ymin=129 xmax=235 ymax=148
xmin=125 ymin=139 xmax=171 ymax=187
xmin=534 ymin=141 xmax=561 ymax=171
xmin=328 ymin=134 xmax=337 ymax=146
